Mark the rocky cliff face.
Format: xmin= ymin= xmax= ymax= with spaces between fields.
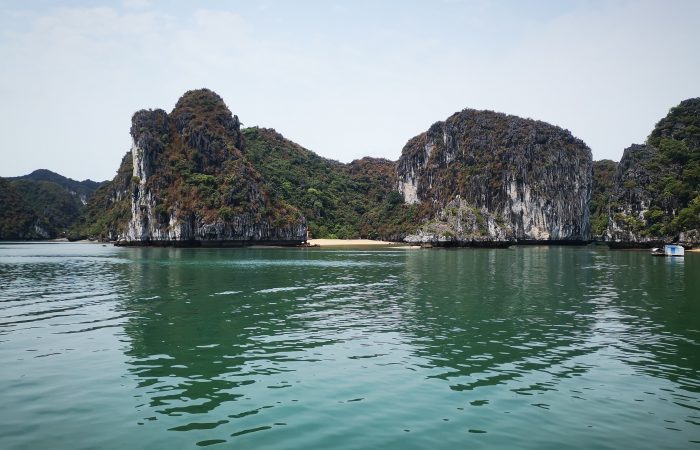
xmin=124 ymin=89 xmax=306 ymax=245
xmin=397 ymin=109 xmax=592 ymax=244
xmin=590 ymin=159 xmax=618 ymax=240
xmin=605 ymin=144 xmax=675 ymax=246
xmin=84 ymin=92 xmax=700 ymax=247
xmin=605 ymin=98 xmax=700 ymax=247
xmin=85 ymin=89 xmax=306 ymax=245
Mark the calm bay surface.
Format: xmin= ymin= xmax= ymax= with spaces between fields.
xmin=0 ymin=242 xmax=699 ymax=449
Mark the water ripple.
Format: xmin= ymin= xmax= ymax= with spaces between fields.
xmin=1 ymin=244 xmax=699 ymax=449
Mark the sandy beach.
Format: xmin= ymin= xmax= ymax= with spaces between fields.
xmin=307 ymin=238 xmax=416 ymax=248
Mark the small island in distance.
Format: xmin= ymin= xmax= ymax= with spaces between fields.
xmin=1 ymin=89 xmax=698 ymax=248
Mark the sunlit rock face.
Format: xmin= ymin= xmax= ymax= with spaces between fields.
xmin=397 ymin=109 xmax=592 ymax=244
xmin=120 ymin=89 xmax=307 ymax=245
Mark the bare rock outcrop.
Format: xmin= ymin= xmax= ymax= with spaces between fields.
xmin=90 ymin=89 xmax=307 ymax=246
xmin=605 ymin=98 xmax=700 ymax=248
xmin=397 ymin=109 xmax=592 ymax=245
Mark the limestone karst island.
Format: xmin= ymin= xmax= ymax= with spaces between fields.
xmin=1 ymin=89 xmax=699 ymax=249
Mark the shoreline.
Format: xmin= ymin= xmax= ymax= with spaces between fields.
xmin=306 ymin=238 xmax=418 ymax=248
xmin=5 ymin=238 xmax=699 ymax=251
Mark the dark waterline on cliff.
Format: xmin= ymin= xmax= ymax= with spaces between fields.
xmin=0 ymin=243 xmax=698 ymax=449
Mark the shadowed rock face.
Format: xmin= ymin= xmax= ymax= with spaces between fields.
xmin=590 ymin=159 xmax=618 ymax=240
xmin=605 ymin=98 xmax=700 ymax=247
xmin=397 ymin=109 xmax=592 ymax=244
xmin=605 ymin=144 xmax=674 ymax=246
xmin=114 ymin=89 xmax=307 ymax=245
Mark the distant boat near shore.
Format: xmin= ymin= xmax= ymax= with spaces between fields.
xmin=651 ymin=244 xmax=685 ymax=257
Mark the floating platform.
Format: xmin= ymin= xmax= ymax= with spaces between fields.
xmin=650 ymin=244 xmax=685 ymax=257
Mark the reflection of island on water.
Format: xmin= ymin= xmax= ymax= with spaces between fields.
xmin=397 ymin=247 xmax=601 ymax=395
xmin=398 ymin=247 xmax=699 ymax=397
xmin=116 ymin=247 xmax=407 ymax=428
xmin=114 ymin=246 xmax=700 ymax=441
xmin=118 ymin=248 xmax=314 ymax=418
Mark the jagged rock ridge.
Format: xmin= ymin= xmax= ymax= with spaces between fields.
xmin=606 ymin=98 xmax=700 ymax=247
xmin=605 ymin=144 xmax=675 ymax=246
xmin=97 ymin=89 xmax=307 ymax=245
xmin=397 ymin=109 xmax=592 ymax=245
xmin=79 ymin=97 xmax=420 ymax=243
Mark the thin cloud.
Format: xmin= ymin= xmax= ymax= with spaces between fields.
xmin=0 ymin=1 xmax=698 ymax=180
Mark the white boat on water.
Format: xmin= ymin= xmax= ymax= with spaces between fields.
xmin=650 ymin=244 xmax=685 ymax=257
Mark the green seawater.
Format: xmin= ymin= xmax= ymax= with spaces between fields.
xmin=1 ymin=242 xmax=699 ymax=449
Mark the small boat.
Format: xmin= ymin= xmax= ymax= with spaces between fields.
xmin=651 ymin=244 xmax=685 ymax=257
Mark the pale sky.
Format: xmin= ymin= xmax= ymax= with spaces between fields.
xmin=1 ymin=0 xmax=699 ymax=181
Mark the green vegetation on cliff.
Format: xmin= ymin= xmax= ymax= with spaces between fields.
xmin=397 ymin=109 xmax=592 ymax=242
xmin=244 ymin=127 xmax=423 ymax=240
xmin=590 ymin=159 xmax=617 ymax=237
xmin=10 ymin=91 xmax=694 ymax=245
xmin=13 ymin=180 xmax=83 ymax=235
xmin=78 ymin=89 xmax=307 ymax=242
xmin=72 ymin=153 xmax=133 ymax=240
xmin=647 ymin=98 xmax=700 ymax=233
xmin=0 ymin=170 xmax=103 ymax=240
xmin=606 ymin=98 xmax=700 ymax=242
xmin=0 ymin=178 xmax=35 ymax=239
xmin=78 ymin=89 xmax=424 ymax=242
xmin=14 ymin=169 xmax=102 ymax=201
